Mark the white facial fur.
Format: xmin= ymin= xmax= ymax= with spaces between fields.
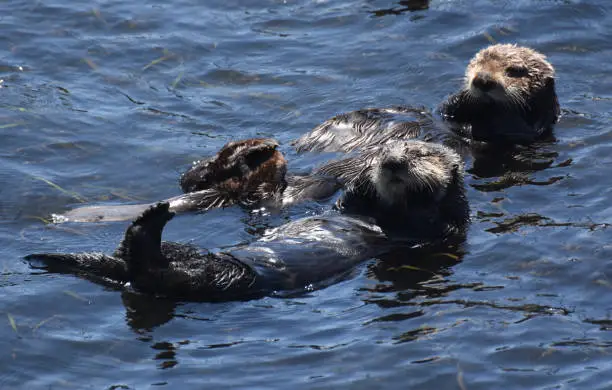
xmin=368 ymin=141 xmax=461 ymax=205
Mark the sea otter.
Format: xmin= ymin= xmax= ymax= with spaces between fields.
xmin=315 ymin=140 xmax=469 ymax=238
xmin=28 ymin=202 xmax=388 ymax=301
xmin=440 ymin=43 xmax=560 ymax=144
xmin=26 ymin=140 xmax=468 ymax=301
xmin=293 ymin=44 xmax=558 ymax=153
xmin=54 ymin=138 xmax=341 ymax=223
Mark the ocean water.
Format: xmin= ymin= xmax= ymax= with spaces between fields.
xmin=1 ymin=0 xmax=612 ymax=388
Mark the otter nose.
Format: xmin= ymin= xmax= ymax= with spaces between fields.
xmin=381 ymin=160 xmax=404 ymax=173
xmin=471 ymin=71 xmax=497 ymax=92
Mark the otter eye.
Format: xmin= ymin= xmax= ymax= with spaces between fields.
xmin=505 ymin=66 xmax=529 ymax=78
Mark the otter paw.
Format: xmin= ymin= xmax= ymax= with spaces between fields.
xmin=132 ymin=202 xmax=174 ymax=227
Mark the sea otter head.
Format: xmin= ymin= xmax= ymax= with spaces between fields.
xmin=179 ymin=138 xmax=287 ymax=201
xmin=315 ymin=140 xmax=469 ymax=236
xmin=465 ymin=43 xmax=555 ymax=107
xmin=368 ymin=140 xmax=462 ymax=207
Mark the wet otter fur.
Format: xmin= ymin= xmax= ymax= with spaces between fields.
xmin=179 ymin=138 xmax=286 ymax=197
xmin=292 ymin=106 xmax=434 ymax=153
xmin=27 ymin=202 xmax=387 ymax=301
xmin=440 ymin=43 xmax=560 ymax=144
xmin=54 ymin=138 xmax=341 ymax=223
xmin=315 ymin=140 xmax=469 ymax=238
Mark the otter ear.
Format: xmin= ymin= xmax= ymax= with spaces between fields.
xmin=333 ymin=196 xmax=345 ymax=212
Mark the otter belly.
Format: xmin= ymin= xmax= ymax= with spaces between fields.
xmin=226 ymin=213 xmax=388 ymax=293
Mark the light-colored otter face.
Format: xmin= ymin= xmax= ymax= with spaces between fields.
xmin=464 ymin=44 xmax=555 ymax=107
xmin=368 ymin=140 xmax=461 ymax=206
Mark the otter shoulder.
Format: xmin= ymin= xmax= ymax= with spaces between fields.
xmin=293 ymin=106 xmax=435 ymax=153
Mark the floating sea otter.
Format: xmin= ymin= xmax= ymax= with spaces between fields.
xmin=293 ymin=44 xmax=559 ymax=152
xmin=54 ymin=138 xmax=340 ymax=223
xmin=440 ymin=43 xmax=560 ymax=144
xmin=28 ymin=203 xmax=387 ymax=301
xmin=26 ymin=140 xmax=468 ymax=301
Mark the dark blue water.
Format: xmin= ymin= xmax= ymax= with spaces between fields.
xmin=2 ymin=0 xmax=612 ymax=388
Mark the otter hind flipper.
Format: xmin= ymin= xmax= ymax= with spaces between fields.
xmin=130 ymin=201 xmax=174 ymax=228
xmin=25 ymin=252 xmax=128 ymax=282
xmin=114 ymin=202 xmax=174 ymax=270
xmin=53 ymin=203 xmax=154 ymax=224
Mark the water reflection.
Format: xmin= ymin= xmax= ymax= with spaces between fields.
xmin=420 ymin=119 xmax=566 ymax=194
xmin=360 ymin=235 xmax=574 ymax=345
xmin=366 ymin=237 xmax=466 ymax=295
xmin=484 ymin=213 xmax=609 ymax=234
xmin=151 ymin=341 xmax=178 ymax=369
xmin=121 ymin=291 xmax=178 ymax=332
xmin=470 ymin=141 xmax=558 ymax=177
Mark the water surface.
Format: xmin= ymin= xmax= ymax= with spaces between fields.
xmin=2 ymin=0 xmax=612 ymax=388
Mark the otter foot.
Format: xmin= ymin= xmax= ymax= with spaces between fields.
xmin=113 ymin=202 xmax=174 ymax=270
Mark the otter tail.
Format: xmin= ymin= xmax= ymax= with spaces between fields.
xmin=113 ymin=202 xmax=174 ymax=270
xmin=25 ymin=252 xmax=129 ymax=282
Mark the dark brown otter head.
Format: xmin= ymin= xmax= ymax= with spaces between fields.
xmin=179 ymin=138 xmax=287 ymax=207
xmin=316 ymin=140 xmax=469 ymax=238
xmin=441 ymin=44 xmax=559 ymax=144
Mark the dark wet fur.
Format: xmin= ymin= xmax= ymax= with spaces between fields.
xmin=335 ymin=164 xmax=469 ymax=239
xmin=28 ymin=203 xmax=388 ymax=301
xmin=282 ymin=174 xmax=343 ymax=204
xmin=180 ymin=139 xmax=284 ymax=193
xmin=293 ymin=106 xmax=435 ymax=153
xmin=178 ymin=138 xmax=288 ymax=208
xmin=28 ymin=203 xmax=261 ymax=301
xmin=439 ymin=82 xmax=559 ymax=144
